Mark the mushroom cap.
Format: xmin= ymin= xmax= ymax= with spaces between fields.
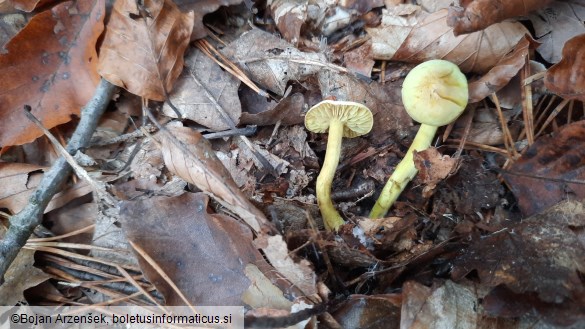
xmin=402 ymin=60 xmax=468 ymax=126
xmin=304 ymin=100 xmax=374 ymax=138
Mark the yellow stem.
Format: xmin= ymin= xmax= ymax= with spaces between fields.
xmin=316 ymin=119 xmax=345 ymax=231
xmin=369 ymin=124 xmax=438 ymax=218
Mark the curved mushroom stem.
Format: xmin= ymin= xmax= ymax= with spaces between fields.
xmin=316 ymin=118 xmax=346 ymax=231
xmin=370 ymin=124 xmax=438 ymax=219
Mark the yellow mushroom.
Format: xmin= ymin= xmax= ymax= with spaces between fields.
xmin=305 ymin=100 xmax=373 ymax=231
xmin=370 ymin=60 xmax=468 ymax=219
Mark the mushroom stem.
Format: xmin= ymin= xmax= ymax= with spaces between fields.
xmin=316 ymin=118 xmax=346 ymax=231
xmin=369 ymin=124 xmax=438 ymax=219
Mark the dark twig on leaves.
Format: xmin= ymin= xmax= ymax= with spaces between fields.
xmin=0 ymin=79 xmax=116 ymax=284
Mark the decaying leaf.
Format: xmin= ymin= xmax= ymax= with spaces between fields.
xmin=159 ymin=122 xmax=272 ymax=233
xmin=0 ymin=0 xmax=104 ymax=147
xmin=452 ymin=200 xmax=585 ymax=326
xmin=529 ymin=0 xmax=585 ymax=63
xmin=503 ymin=121 xmax=585 ymax=217
xmin=413 ymin=147 xmax=457 ymax=198
xmin=98 ymin=0 xmax=193 ymax=101
xmin=162 ymin=48 xmax=241 ymax=130
xmin=221 ymin=28 xmax=328 ymax=96
xmin=0 ymin=163 xmax=92 ymax=214
xmin=447 ymin=0 xmax=554 ymax=36
xmin=401 ymin=280 xmax=492 ymax=329
xmin=368 ymin=7 xmax=529 ymax=74
xmin=544 ymin=33 xmax=585 ymax=102
xmin=239 ymin=91 xmax=306 ymax=126
xmin=468 ymin=36 xmax=537 ymax=103
xmin=120 ymin=193 xmax=265 ymax=305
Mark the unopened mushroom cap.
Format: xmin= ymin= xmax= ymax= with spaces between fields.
xmin=304 ymin=100 xmax=374 ymax=138
xmin=402 ymin=60 xmax=468 ymax=126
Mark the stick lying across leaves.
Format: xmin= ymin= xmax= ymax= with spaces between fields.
xmin=0 ymin=79 xmax=116 ymax=284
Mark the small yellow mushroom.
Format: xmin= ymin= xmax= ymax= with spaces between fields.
xmin=370 ymin=60 xmax=468 ymax=219
xmin=305 ymin=100 xmax=373 ymax=231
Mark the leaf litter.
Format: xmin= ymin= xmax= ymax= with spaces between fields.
xmin=1 ymin=0 xmax=585 ymax=327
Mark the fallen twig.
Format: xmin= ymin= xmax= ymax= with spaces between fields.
xmin=0 ymin=78 xmax=116 ymax=284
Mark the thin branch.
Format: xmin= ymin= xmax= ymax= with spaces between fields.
xmin=0 ymin=78 xmax=116 ymax=284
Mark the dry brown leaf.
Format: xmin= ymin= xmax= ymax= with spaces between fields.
xmin=120 ymin=193 xmax=265 ymax=305
xmin=0 ymin=0 xmax=104 ymax=147
xmin=159 ymin=122 xmax=272 ymax=233
xmin=98 ymin=0 xmax=193 ymax=101
xmin=368 ymin=7 xmax=529 ymax=74
xmin=414 ymin=147 xmax=457 ymax=198
xmin=468 ymin=36 xmax=537 ymax=103
xmin=0 ymin=162 xmax=92 ymax=214
xmin=253 ymin=234 xmax=316 ymax=296
xmin=447 ymin=0 xmax=554 ymax=36
xmin=529 ymin=1 xmax=585 ymax=63
xmin=162 ymin=48 xmax=241 ymax=130
xmin=171 ymin=0 xmax=243 ymax=40
xmin=544 ymin=33 xmax=585 ymax=102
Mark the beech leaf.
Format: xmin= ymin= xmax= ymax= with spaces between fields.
xmin=544 ymin=33 xmax=585 ymax=102
xmin=159 ymin=123 xmax=272 ymax=233
xmin=447 ymin=0 xmax=555 ymax=36
xmin=98 ymin=0 xmax=193 ymax=101
xmin=368 ymin=7 xmax=529 ymax=74
xmin=0 ymin=0 xmax=104 ymax=147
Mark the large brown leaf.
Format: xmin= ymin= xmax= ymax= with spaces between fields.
xmin=120 ymin=193 xmax=265 ymax=305
xmin=98 ymin=0 xmax=193 ymax=101
xmin=503 ymin=121 xmax=585 ymax=217
xmin=368 ymin=7 xmax=528 ymax=74
xmin=544 ymin=33 xmax=585 ymax=102
xmin=0 ymin=0 xmax=104 ymax=147
xmin=447 ymin=0 xmax=554 ymax=35
xmin=452 ymin=200 xmax=585 ymax=326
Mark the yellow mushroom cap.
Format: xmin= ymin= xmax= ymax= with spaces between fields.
xmin=304 ymin=100 xmax=374 ymax=138
xmin=402 ymin=60 xmax=468 ymax=126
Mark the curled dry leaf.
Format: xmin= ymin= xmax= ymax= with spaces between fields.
xmin=171 ymin=0 xmax=242 ymax=40
xmin=98 ymin=0 xmax=193 ymax=101
xmin=468 ymin=36 xmax=538 ymax=103
xmin=544 ymin=33 xmax=585 ymax=102
xmin=162 ymin=48 xmax=241 ymax=130
xmin=447 ymin=0 xmax=554 ymax=36
xmin=368 ymin=7 xmax=529 ymax=74
xmin=0 ymin=0 xmax=104 ymax=147
xmin=503 ymin=121 xmax=585 ymax=217
xmin=159 ymin=123 xmax=272 ymax=233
